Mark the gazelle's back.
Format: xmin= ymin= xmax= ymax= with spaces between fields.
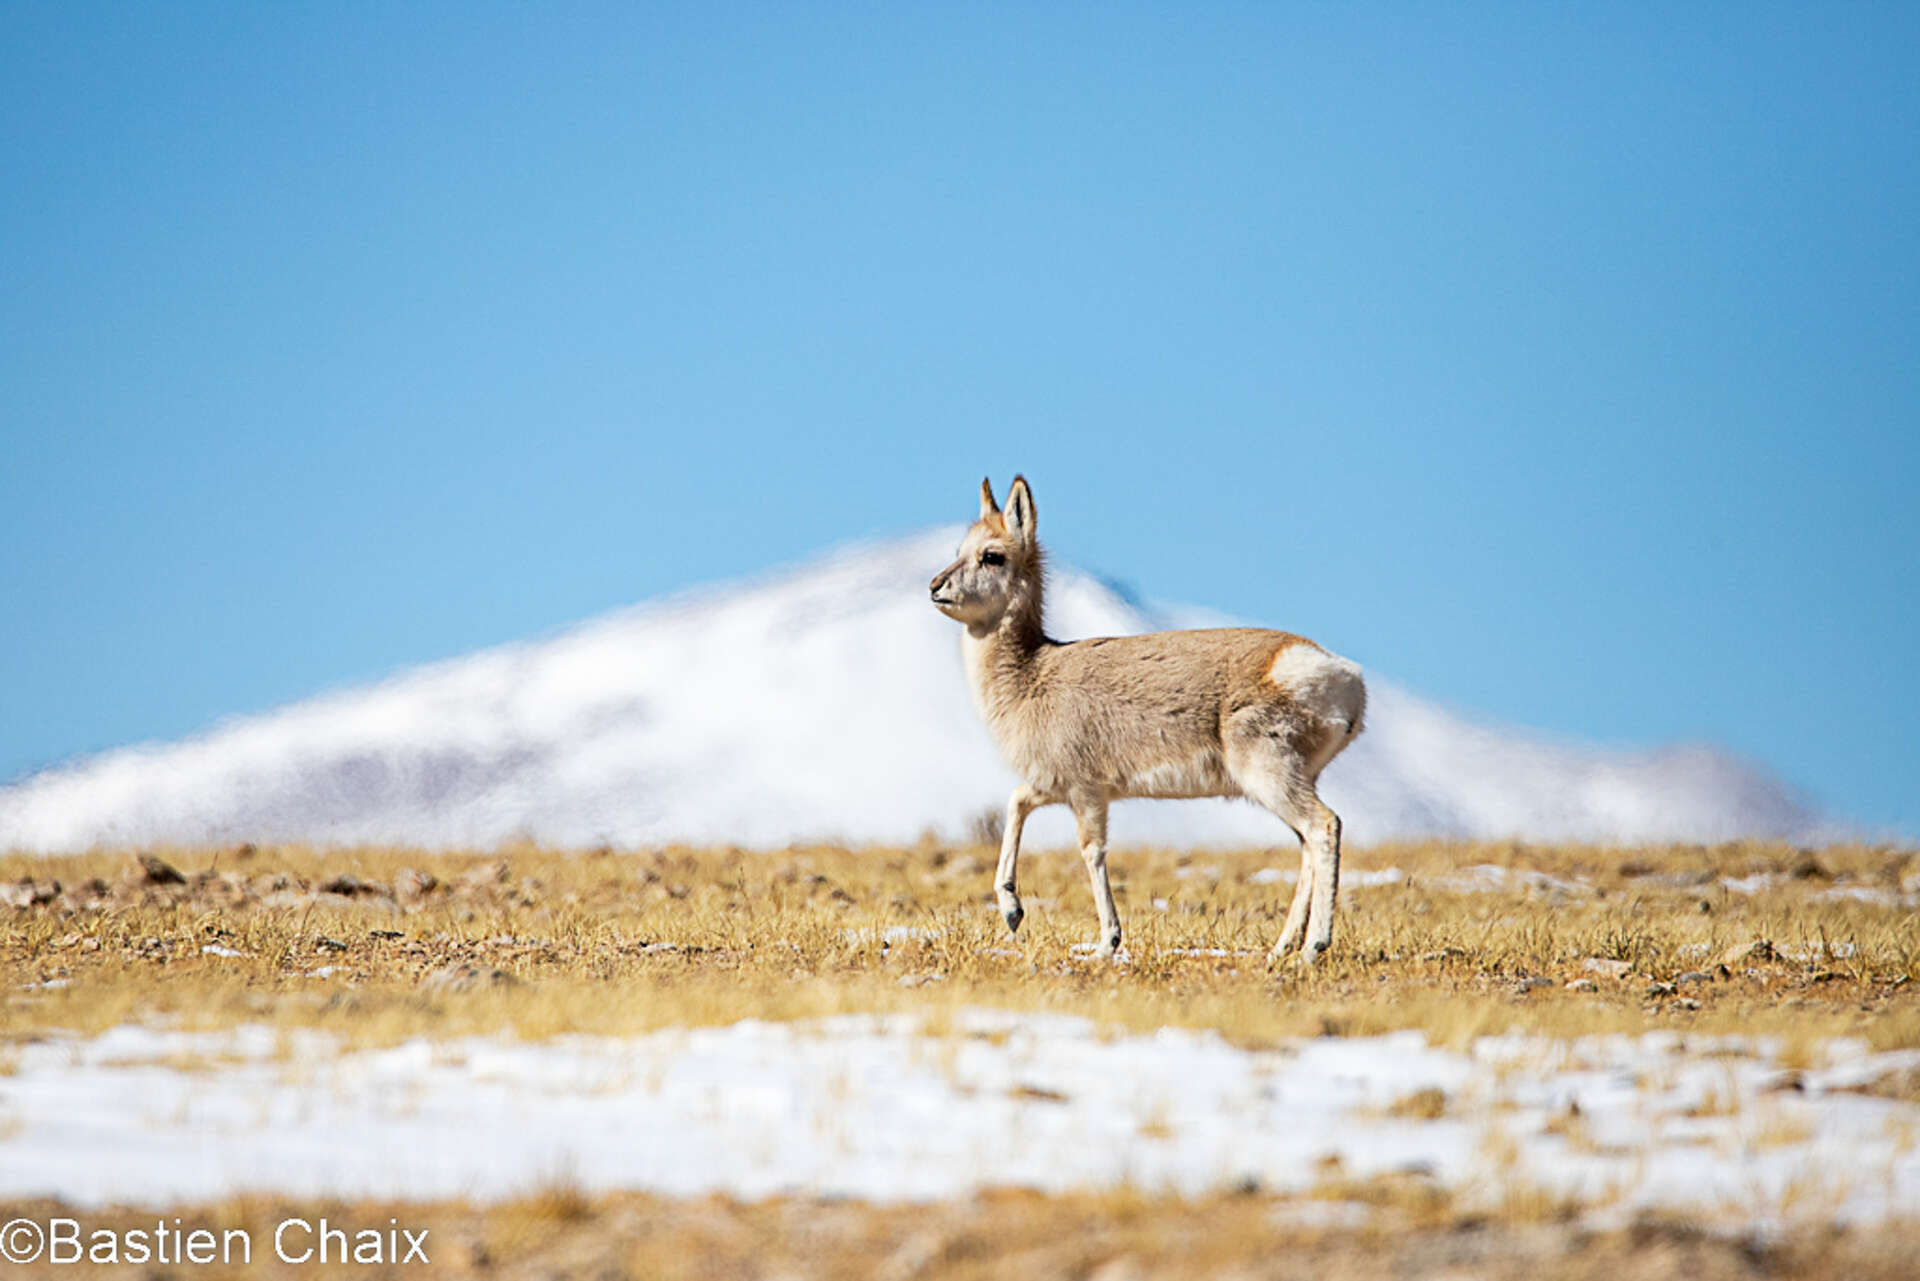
xmin=992 ymin=627 xmax=1363 ymax=802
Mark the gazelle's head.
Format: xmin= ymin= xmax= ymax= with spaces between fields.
xmin=929 ymin=475 xmax=1040 ymax=629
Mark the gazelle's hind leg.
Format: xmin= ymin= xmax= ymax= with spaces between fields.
xmin=1225 ymin=718 xmax=1346 ymax=966
xmin=1256 ymin=783 xmax=1340 ymax=965
xmin=1302 ymin=802 xmax=1341 ymax=959
xmin=1270 ymin=834 xmax=1315 ymax=958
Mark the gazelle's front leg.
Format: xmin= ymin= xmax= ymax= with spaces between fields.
xmin=995 ymin=784 xmax=1045 ymax=934
xmin=1071 ymin=794 xmax=1122 ymax=959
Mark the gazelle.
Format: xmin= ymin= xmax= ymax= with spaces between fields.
xmin=929 ymin=476 xmax=1366 ymax=963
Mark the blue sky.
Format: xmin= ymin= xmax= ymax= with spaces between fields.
xmin=3 ymin=4 xmax=1915 ymax=835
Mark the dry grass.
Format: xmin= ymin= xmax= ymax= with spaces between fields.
xmin=6 ymin=838 xmax=1920 ymax=1278
xmin=1 ymin=838 xmax=1916 ymax=1054
xmin=3 ymin=1185 xmax=1917 ymax=1280
xmin=1384 ymin=1086 xmax=1451 ymax=1120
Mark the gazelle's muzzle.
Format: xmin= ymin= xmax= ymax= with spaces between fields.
xmin=929 ymin=562 xmax=960 ymax=606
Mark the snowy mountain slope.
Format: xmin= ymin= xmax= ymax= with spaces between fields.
xmin=0 ymin=529 xmax=1821 ymax=852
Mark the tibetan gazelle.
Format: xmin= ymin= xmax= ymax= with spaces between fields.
xmin=930 ymin=475 xmax=1366 ymax=963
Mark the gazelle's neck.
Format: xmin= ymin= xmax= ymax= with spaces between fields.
xmin=959 ymin=585 xmax=1047 ymax=722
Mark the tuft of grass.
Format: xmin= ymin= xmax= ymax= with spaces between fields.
xmin=1385 ymin=1086 xmax=1450 ymax=1120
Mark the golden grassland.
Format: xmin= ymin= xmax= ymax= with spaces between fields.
xmin=2 ymin=837 xmax=1916 ymax=1053
xmin=5 ymin=838 xmax=1920 ymax=1278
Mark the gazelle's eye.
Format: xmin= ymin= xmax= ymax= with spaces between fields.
xmin=980 ymin=550 xmax=1006 ymax=567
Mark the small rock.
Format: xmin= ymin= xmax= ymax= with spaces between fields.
xmin=1788 ymin=850 xmax=1831 ymax=881
xmin=1677 ymin=997 xmax=1702 ymax=1010
xmin=1645 ymin=981 xmax=1677 ymax=998
xmin=318 ymin=874 xmax=368 ymax=897
xmin=313 ymin=936 xmax=349 ymax=952
xmin=137 ymin=854 xmax=187 ymax=885
xmin=394 ymin=868 xmax=438 ymax=902
xmin=1568 ymin=978 xmax=1598 ymax=993
xmin=459 ymin=861 xmax=510 ymax=889
xmin=1675 ymin=970 xmax=1713 ymax=986
xmin=1 ymin=880 xmax=55 ymax=909
xmin=1717 ymin=939 xmax=1774 ymax=968
xmin=1582 ymin=957 xmax=1633 ymax=979
xmin=254 ymin=872 xmax=293 ymax=891
xmin=1515 ymin=976 xmax=1556 ymax=993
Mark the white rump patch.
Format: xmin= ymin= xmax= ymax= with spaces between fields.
xmin=1266 ymin=642 xmax=1332 ymax=690
xmin=1266 ymin=644 xmax=1365 ymax=731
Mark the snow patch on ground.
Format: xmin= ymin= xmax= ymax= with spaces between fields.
xmin=2 ymin=1015 xmax=1915 ymax=1229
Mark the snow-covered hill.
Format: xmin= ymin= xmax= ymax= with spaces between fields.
xmin=0 ymin=530 xmax=1820 ymax=852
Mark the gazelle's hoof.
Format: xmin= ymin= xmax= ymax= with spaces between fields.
xmin=1295 ymin=939 xmax=1330 ymax=968
xmin=997 ymin=881 xmax=1024 ymax=935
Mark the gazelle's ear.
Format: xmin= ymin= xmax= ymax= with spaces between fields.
xmin=978 ymin=477 xmax=1000 ymax=519
xmin=1005 ymin=475 xmax=1037 ymax=548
